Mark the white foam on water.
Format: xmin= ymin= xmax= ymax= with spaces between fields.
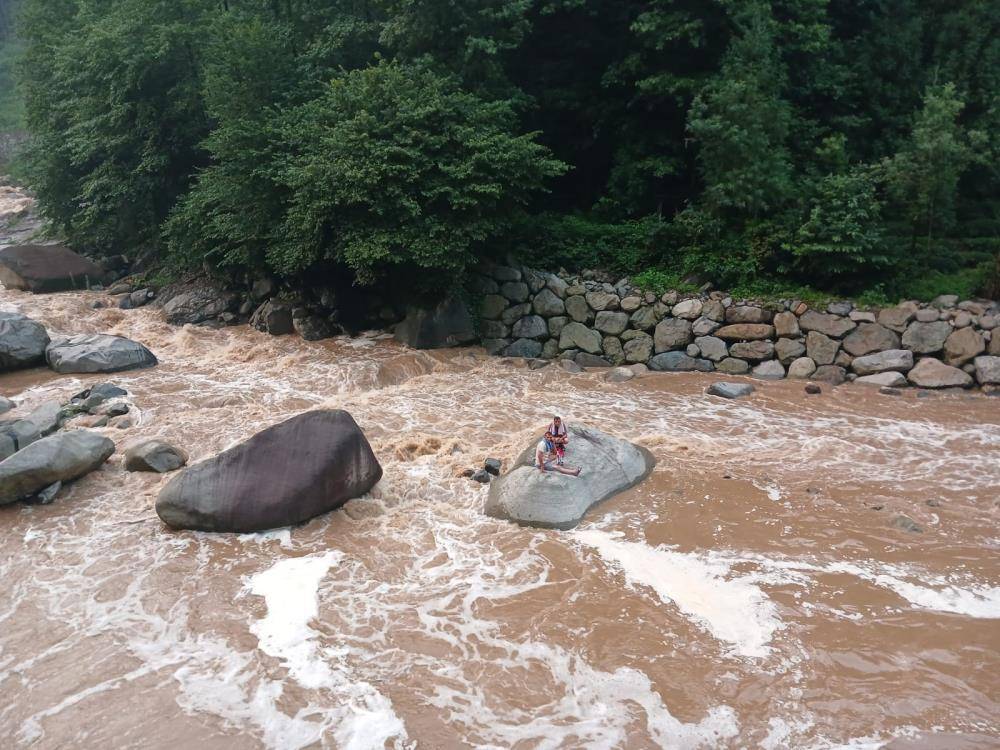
xmin=574 ymin=530 xmax=783 ymax=658
xmin=247 ymin=551 xmax=409 ymax=750
xmin=238 ymin=528 xmax=293 ymax=548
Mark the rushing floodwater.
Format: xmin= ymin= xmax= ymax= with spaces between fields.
xmin=0 ymin=286 xmax=998 ymax=749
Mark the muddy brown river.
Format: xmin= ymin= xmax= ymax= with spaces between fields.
xmin=1 ymin=286 xmax=998 ymax=749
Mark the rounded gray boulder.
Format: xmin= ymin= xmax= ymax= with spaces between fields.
xmin=46 ymin=334 xmax=157 ymax=374
xmin=0 ymin=430 xmax=115 ymax=505
xmin=484 ymin=424 xmax=654 ymax=529
xmin=124 ymin=440 xmax=189 ymax=473
xmin=0 ymin=312 xmax=50 ymax=371
xmin=155 ymin=410 xmax=382 ymax=532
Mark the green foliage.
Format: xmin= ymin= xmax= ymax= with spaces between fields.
xmin=630 ymin=269 xmax=697 ymax=296
xmin=517 ymin=213 xmax=664 ymax=274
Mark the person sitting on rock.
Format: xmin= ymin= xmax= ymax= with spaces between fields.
xmin=545 ymin=416 xmax=569 ymax=465
xmin=536 ymin=437 xmax=580 ymax=476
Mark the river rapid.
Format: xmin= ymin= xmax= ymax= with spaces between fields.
xmin=1 ymin=285 xmax=998 ymax=750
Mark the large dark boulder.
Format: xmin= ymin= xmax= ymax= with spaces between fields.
xmin=0 ymin=430 xmax=115 ymax=505
xmin=159 ymin=284 xmax=239 ymax=326
xmin=155 ymin=410 xmax=382 ymax=532
xmin=0 ymin=419 xmax=41 ymax=461
xmin=46 ymin=334 xmax=157 ymax=374
xmin=0 ymin=312 xmax=50 ymax=371
xmin=0 ymin=244 xmax=104 ymax=293
xmin=394 ymin=298 xmax=476 ymax=349
xmin=484 ymin=424 xmax=654 ymax=529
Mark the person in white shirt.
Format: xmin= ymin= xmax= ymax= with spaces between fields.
xmin=535 ymin=438 xmax=580 ymax=476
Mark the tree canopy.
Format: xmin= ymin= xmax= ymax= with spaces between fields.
xmin=9 ymin=0 xmax=1000 ymax=298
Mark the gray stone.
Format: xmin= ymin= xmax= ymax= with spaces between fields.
xmin=293 ymin=315 xmax=338 ymax=341
xmin=32 ymin=481 xmax=62 ymax=505
xmin=694 ymin=336 xmax=727 ymax=362
xmin=541 ymin=339 xmax=561 ymax=359
xmin=877 ymin=306 xmax=916 ymax=333
xmin=547 ymin=316 xmax=569 ymax=338
xmin=811 ymin=365 xmax=847 ymax=385
xmin=565 ymin=283 xmax=586 ymax=297
xmin=716 ymin=357 xmax=750 ymax=375
xmin=915 ymin=308 xmax=940 ymax=322
xmin=25 ymin=401 xmax=63 ymax=436
xmin=559 ymin=322 xmax=603 ymax=354
xmin=575 ymin=353 xmax=612 ymax=368
xmin=834 ymin=350 xmax=854 ymax=369
xmin=752 ymin=360 xmax=785 ymax=380
xmin=773 ymin=311 xmax=800 ymax=338
xmin=855 ymin=372 xmax=908 ymax=387
xmin=492 ymin=265 xmax=521 ymax=282
xmin=653 ymin=318 xmax=693 ymax=352
xmin=46 ymin=334 xmax=157 ymax=374
xmin=729 ymin=340 xmax=774 ymax=362
xmin=0 ymin=430 xmax=115 ymax=505
xmin=395 ymin=298 xmax=476 ymax=349
xmin=685 ymin=344 xmax=700 ymax=357
xmin=527 ymin=358 xmax=551 ymax=370
xmin=0 ymin=244 xmax=103 ymax=293
xmin=532 ymin=288 xmax=565 ymax=317
xmin=161 ymin=286 xmax=238 ymax=326
xmin=480 ymin=294 xmax=508 ymax=320
xmin=480 ymin=320 xmax=509 ymax=339
xmin=973 ymin=356 xmax=1000 ymax=385
xmin=978 ymin=314 xmax=997 ymax=331
xmin=501 ymin=303 xmax=532 ymax=327
xmin=484 ymin=424 xmax=654 ymax=529
xmin=620 ymin=296 xmax=642 ymax=313
xmin=799 ymin=310 xmax=856 ymax=338
xmin=907 ymin=358 xmax=972 ymax=389
xmin=585 ymin=291 xmax=618 ymax=312
xmin=629 ymin=304 xmax=665 ymax=331
xmin=804 ymin=383 xmax=822 ymax=395
xmin=605 ymin=367 xmax=635 ymax=383
xmin=468 ymin=275 xmax=498 ymax=295
xmin=546 ymin=274 xmax=569 ymax=298
xmin=827 ymin=301 xmax=853 ymax=316
xmin=842 ymin=323 xmax=900 ymax=357
xmin=725 ymin=306 xmax=772 ymax=324
xmin=775 ymin=337 xmax=806 ymax=364
xmin=715 ymin=324 xmax=775 ymax=341
xmin=560 ymin=359 xmax=583 ymax=374
xmin=0 ymin=397 xmax=14 ymax=415
xmin=806 ymin=331 xmax=840 ymax=366
xmin=156 ymin=410 xmax=381 ymax=532
xmin=706 ymin=382 xmax=755 ymax=400
xmin=943 ymin=327 xmax=984 ymax=366
xmin=482 ymin=338 xmax=510 ymax=355
xmin=849 ymin=311 xmax=877 ymax=323
xmin=501 ymin=281 xmax=530 ymax=303
xmin=691 ymin=316 xmax=721 ymax=336
xmin=524 ymin=269 xmax=547 ymax=294
xmin=787 ymin=357 xmax=817 ymax=379
xmin=503 ymin=338 xmax=543 ymax=358
xmin=648 ymin=352 xmax=713 ymax=372
xmin=250 ymin=300 xmax=294 ymax=335
xmin=623 ymin=334 xmax=654 ymax=363
xmin=931 ymin=294 xmax=958 ymax=309
xmin=124 ymin=440 xmax=189 ymax=473
xmin=0 ymin=312 xmax=50 ymax=371
xmin=565 ymin=295 xmax=593 ymax=323
xmin=851 ymin=349 xmax=914 ymax=375
xmin=512 ymin=315 xmax=548 ymax=340
xmin=595 ymin=311 xmax=630 ymax=336
xmin=484 ymin=458 xmax=502 ymax=476
xmin=901 ymin=320 xmax=952 ymax=354
xmin=891 ymin=515 xmax=923 ymax=533
xmin=603 ymin=336 xmax=625 ymax=365
xmin=702 ymin=299 xmax=726 ymax=322
xmin=951 ymin=311 xmax=972 ymax=328
xmin=0 ymin=419 xmax=41 ymax=461
xmin=671 ymin=299 xmax=703 ymax=320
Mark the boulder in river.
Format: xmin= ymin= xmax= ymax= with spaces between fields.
xmin=395 ymin=298 xmax=476 ymax=349
xmin=155 ymin=410 xmax=382 ymax=532
xmin=906 ymin=358 xmax=972 ymax=389
xmin=46 ymin=334 xmax=157 ymax=374
xmin=0 ymin=430 xmax=115 ymax=505
xmin=0 ymin=419 xmax=41 ymax=461
xmin=484 ymin=424 xmax=654 ymax=529
xmin=706 ymin=382 xmax=755 ymax=400
xmin=0 ymin=244 xmax=104 ymax=293
xmin=124 ymin=440 xmax=188 ymax=473
xmin=0 ymin=312 xmax=50 ymax=371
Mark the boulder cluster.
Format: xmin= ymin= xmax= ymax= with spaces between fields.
xmin=472 ymin=264 xmax=1000 ymax=391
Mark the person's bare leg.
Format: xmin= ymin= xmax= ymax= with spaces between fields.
xmin=550 ymin=464 xmax=580 ymax=476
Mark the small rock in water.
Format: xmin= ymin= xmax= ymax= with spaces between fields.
xmin=560 ymin=359 xmax=583 ymax=374
xmin=0 ymin=396 xmax=15 ymax=415
xmin=804 ymin=384 xmax=822 ymax=395
xmin=527 ymin=358 xmax=550 ymax=370
xmin=471 ymin=469 xmax=491 ymax=484
xmin=705 ymin=382 xmax=755 ymax=400
xmin=459 ymin=468 xmax=475 ymax=478
xmin=31 ymin=481 xmax=62 ymax=505
xmin=926 ymin=498 xmax=941 ymax=507
xmin=605 ymin=367 xmax=635 ymax=383
xmin=891 ymin=514 xmax=923 ymax=533
xmin=879 ymin=387 xmax=902 ymax=396
xmin=102 ymin=403 xmax=130 ymax=418
xmin=124 ymin=440 xmax=188 ymax=473
xmin=484 ymin=458 xmax=502 ymax=476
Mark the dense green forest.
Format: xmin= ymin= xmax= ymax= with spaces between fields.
xmin=5 ymin=0 xmax=1000 ymax=301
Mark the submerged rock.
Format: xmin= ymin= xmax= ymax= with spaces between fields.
xmin=484 ymin=424 xmax=654 ymax=529
xmin=0 ymin=244 xmax=104 ymax=293
xmin=0 ymin=430 xmax=115 ymax=505
xmin=155 ymin=410 xmax=382 ymax=532
xmin=46 ymin=334 xmax=157 ymax=374
xmin=395 ymin=298 xmax=476 ymax=349
xmin=124 ymin=440 xmax=189 ymax=473
xmin=706 ymin=382 xmax=755 ymax=400
xmin=0 ymin=312 xmax=50 ymax=371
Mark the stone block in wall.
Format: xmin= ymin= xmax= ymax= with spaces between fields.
xmin=603 ymin=337 xmax=625 ymax=365
xmin=492 ymin=265 xmax=521 ymax=282
xmin=501 ymin=303 xmax=531 ymax=327
xmin=480 ymin=320 xmax=509 ymax=339
xmin=480 ymin=294 xmax=507 ymax=320
xmin=752 ymin=360 xmax=785 ymax=380
xmin=585 ymin=291 xmax=619 ymax=311
xmin=842 ymin=323 xmax=900 ymax=357
xmin=692 ymin=316 xmax=721 ymax=336
xmin=548 ymin=316 xmax=569 ymax=338
xmin=901 ymin=320 xmax=951 ymax=353
xmin=559 ymin=322 xmax=603 ymax=354
xmin=595 ymin=311 xmax=629 ymax=336
xmin=725 ymin=306 xmax=772 ymax=324
xmin=545 ymin=274 xmax=569 ymax=298
xmin=907 ymin=358 xmax=972 ymax=388
xmin=620 ymin=296 xmax=642 ymax=313
xmin=943 ymin=327 xmax=984 ymax=366
xmin=806 ymin=331 xmax=839 ymax=366
xmin=773 ymin=311 xmax=800 ymax=338
xmin=501 ymin=281 xmax=529 ymax=303
xmin=672 ymin=299 xmax=703 ymax=320
xmin=812 ymin=365 xmax=847 ymax=385
xmin=702 ymin=299 xmax=726 ymax=322
xmin=512 ymin=315 xmax=548 ymax=340
xmin=851 ymin=349 xmax=913 ymax=375
xmin=716 ymin=357 xmax=750 ymax=375
xmin=715 ymin=324 xmax=775 ymax=341
xmin=623 ymin=334 xmax=654 ymax=363
xmin=974 ymin=355 xmax=1000 ymax=385
xmin=775 ymin=337 xmax=806 ymax=364
xmin=730 ymin=340 xmax=775 ymax=362
xmin=503 ymin=338 xmax=542 ymax=358
xmin=799 ymin=310 xmax=856 ymax=339
xmin=648 ymin=351 xmax=714 ymax=372
xmin=653 ymin=318 xmax=693 ymax=353
xmin=565 ymin=295 xmax=593 ymax=323
xmin=630 ymin=304 xmax=666 ymax=331
xmin=694 ymin=336 xmax=727 ymax=362
xmin=532 ymin=288 xmax=566 ymax=317
xmin=787 ymin=357 xmax=816 ymax=379
xmin=877 ymin=306 xmax=916 ymax=333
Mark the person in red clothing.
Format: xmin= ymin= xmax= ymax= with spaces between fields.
xmin=544 ymin=416 xmax=568 ymax=465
